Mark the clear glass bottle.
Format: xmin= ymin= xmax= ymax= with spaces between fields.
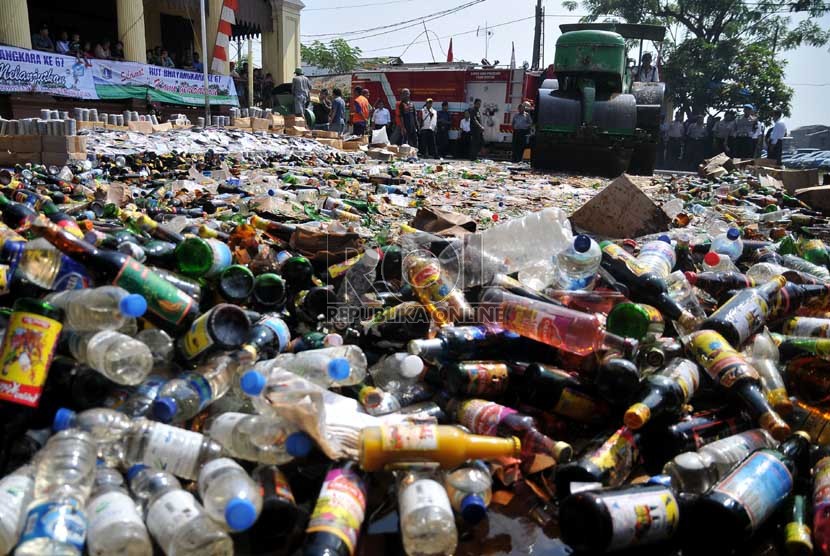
xmin=128 ymin=465 xmax=232 ymax=556
xmin=398 ymin=468 xmax=458 ymax=556
xmin=443 ymin=460 xmax=492 ymax=524
xmin=123 ymin=418 xmax=223 ymax=481
xmin=152 ymin=352 xmax=244 ymax=423
xmin=662 ymin=428 xmax=776 ymax=494
xmin=118 ymin=375 xmax=167 ymax=418
xmin=203 ymin=412 xmax=313 ymax=465
xmin=197 ymin=458 xmax=263 ymax=532
xmin=86 ymin=466 xmax=152 ymax=556
xmin=746 ymin=330 xmax=792 ymax=416
xmin=67 ymin=330 xmax=154 ymax=385
xmin=15 ymin=430 xmax=97 ymax=556
xmin=0 ymin=465 xmax=33 ymax=555
xmin=45 ymin=286 xmax=147 ymax=331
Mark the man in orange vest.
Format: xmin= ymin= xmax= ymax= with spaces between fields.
xmin=352 ymin=87 xmax=370 ymax=136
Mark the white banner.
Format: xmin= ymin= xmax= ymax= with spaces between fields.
xmin=0 ymin=46 xmax=97 ymax=99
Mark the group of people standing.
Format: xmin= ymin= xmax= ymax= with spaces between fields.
xmin=660 ymin=104 xmax=788 ymax=170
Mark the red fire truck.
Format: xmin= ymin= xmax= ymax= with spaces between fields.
xmin=311 ymin=63 xmax=544 ymax=146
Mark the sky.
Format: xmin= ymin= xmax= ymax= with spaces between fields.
xmin=242 ymin=0 xmax=830 ymax=129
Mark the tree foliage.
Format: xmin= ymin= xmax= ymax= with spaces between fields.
xmin=562 ymin=0 xmax=830 ymax=122
xmin=301 ymin=39 xmax=362 ymax=73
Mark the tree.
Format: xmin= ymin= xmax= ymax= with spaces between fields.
xmin=562 ymin=0 xmax=830 ymax=122
xmin=301 ymin=39 xmax=362 ymax=73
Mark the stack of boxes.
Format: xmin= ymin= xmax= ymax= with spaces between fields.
xmin=0 ymin=116 xmax=86 ymax=166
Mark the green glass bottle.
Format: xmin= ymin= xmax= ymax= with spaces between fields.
xmin=606 ymin=302 xmax=665 ymax=342
xmin=216 ymin=264 xmax=255 ymax=303
xmin=175 ymin=236 xmax=233 ymax=278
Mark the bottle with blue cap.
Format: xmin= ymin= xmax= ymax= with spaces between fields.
xmin=710 ymin=227 xmax=744 ymax=262
xmin=0 ymin=464 xmax=34 ymax=555
xmin=239 ymin=366 xmax=325 ymax=418
xmin=152 ymin=352 xmax=245 ymax=423
xmin=556 ymin=233 xmax=602 ymax=290
xmin=128 ymin=465 xmax=232 ymax=556
xmin=85 ymin=465 xmax=152 ymax=556
xmin=635 ymin=235 xmax=677 ymax=280
xmin=443 ymin=460 xmax=492 ymax=524
xmin=123 ymin=418 xmax=222 ymax=481
xmin=53 ymin=407 xmax=134 ymax=459
xmin=66 ymin=329 xmax=154 ymax=386
xmin=397 ymin=468 xmax=458 ymax=556
xmin=15 ymin=430 xmax=97 ymax=556
xmin=256 ymin=344 xmax=368 ymax=388
xmin=197 ymin=458 xmax=263 ymax=532
xmin=204 ymin=412 xmax=314 ymax=465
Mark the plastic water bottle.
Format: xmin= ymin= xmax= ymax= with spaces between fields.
xmin=781 ymin=254 xmax=830 ymax=282
xmin=747 ymin=261 xmax=795 ymax=283
xmin=85 ymin=466 xmax=152 ymax=556
xmin=555 ymin=234 xmax=602 ymax=290
xmin=15 ymin=430 xmax=97 ymax=556
xmin=240 ymin=367 xmax=326 ymax=419
xmin=128 ymin=465 xmax=232 ymax=556
xmin=470 ymin=207 xmax=573 ymax=273
xmin=67 ymin=330 xmax=154 ymax=385
xmin=152 ymin=353 xmax=244 ymax=423
xmin=263 ymin=345 xmax=368 ymax=386
xmin=0 ymin=465 xmax=33 ymax=555
xmin=635 ymin=236 xmax=676 ymax=279
xmin=53 ymin=407 xmax=132 ymax=443
xmin=123 ymin=418 xmax=222 ymax=481
xmin=197 ymin=458 xmax=263 ymax=532
xmin=369 ymin=353 xmax=425 ymax=390
xmin=710 ymin=228 xmax=744 ymax=262
xmin=397 ymin=469 xmax=458 ymax=556
xmin=701 ymin=251 xmax=739 ymax=273
xmin=135 ymin=329 xmax=175 ymax=371
xmin=203 ymin=412 xmax=313 ymax=465
xmin=443 ymin=460 xmax=492 ymax=524
xmin=45 ymin=286 xmax=147 ymax=331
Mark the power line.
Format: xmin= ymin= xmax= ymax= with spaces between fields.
xmin=301 ymin=0 xmax=486 ymax=38
xmin=305 ymin=0 xmax=417 ymax=10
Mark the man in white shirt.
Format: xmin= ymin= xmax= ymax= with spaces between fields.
xmin=372 ymin=99 xmax=391 ymax=130
xmin=666 ymin=112 xmax=685 ymax=169
xmin=458 ymin=110 xmax=471 ymax=158
xmin=767 ymin=108 xmax=787 ymax=165
xmin=419 ymin=98 xmax=438 ymax=158
xmin=635 ymin=53 xmax=660 ymax=82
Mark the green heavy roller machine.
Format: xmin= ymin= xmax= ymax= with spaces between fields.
xmin=533 ymin=23 xmax=667 ymax=176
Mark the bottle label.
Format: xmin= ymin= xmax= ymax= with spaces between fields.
xmin=19 ymin=501 xmax=87 ymax=550
xmin=784 ymin=317 xmax=830 ymax=338
xmin=603 ymin=242 xmax=649 ymax=277
xmin=204 ymin=239 xmax=233 ymax=277
xmin=381 ymin=424 xmax=439 ymax=451
xmin=709 ymin=291 xmax=768 ymax=345
xmin=399 ymin=478 xmax=453 ymax=518
xmin=182 ymin=372 xmax=213 ymax=408
xmin=690 ymin=330 xmax=759 ymax=388
xmin=271 ymin=468 xmax=296 ymax=505
xmin=180 ymin=310 xmax=215 ymax=360
xmin=588 ymin=427 xmax=639 ymax=488
xmin=306 ymin=468 xmax=367 ymax=556
xmin=87 ymin=491 xmax=144 ymax=538
xmin=261 ymin=317 xmax=291 ymax=353
xmin=0 ymin=310 xmax=62 ymax=407
xmin=604 ymin=489 xmax=680 ymax=550
xmin=552 ymin=388 xmax=604 ymax=422
xmin=456 ymin=399 xmax=516 ymax=436
xmin=146 ymin=490 xmax=202 ymax=550
xmin=713 ymin=450 xmax=793 ymax=532
xmin=813 ymin=456 xmax=830 ymax=504
xmin=0 ymin=474 xmax=33 ymax=526
xmin=458 ymin=362 xmax=510 ymax=396
xmin=113 ymin=258 xmax=194 ymax=325
xmin=661 ymin=359 xmax=700 ymax=402
xmin=144 ymin=424 xmax=204 ymax=479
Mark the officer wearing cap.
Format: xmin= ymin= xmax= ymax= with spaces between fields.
xmin=713 ymin=110 xmax=736 ymax=156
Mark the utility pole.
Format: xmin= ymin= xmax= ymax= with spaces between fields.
xmin=531 ymin=0 xmax=542 ymax=70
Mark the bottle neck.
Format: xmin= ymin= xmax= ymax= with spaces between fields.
xmin=464 ymin=434 xmax=520 ymax=460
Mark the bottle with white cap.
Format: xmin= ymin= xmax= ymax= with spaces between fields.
xmin=86 ymin=465 xmax=152 ymax=556
xmin=45 ymin=286 xmax=147 ymax=331
xmin=128 ymin=465 xmax=232 ymax=556
xmin=397 ymin=468 xmax=458 ymax=556
xmin=0 ymin=465 xmax=34 ymax=555
xmin=443 ymin=460 xmax=492 ymax=524
xmin=66 ymin=330 xmax=154 ymax=385
xmin=152 ymin=352 xmax=245 ymax=423
xmin=368 ymin=352 xmax=425 ymax=390
xmin=197 ymin=458 xmax=263 ymax=532
xmin=662 ymin=428 xmax=776 ymax=494
xmin=203 ymin=412 xmax=313 ymax=464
